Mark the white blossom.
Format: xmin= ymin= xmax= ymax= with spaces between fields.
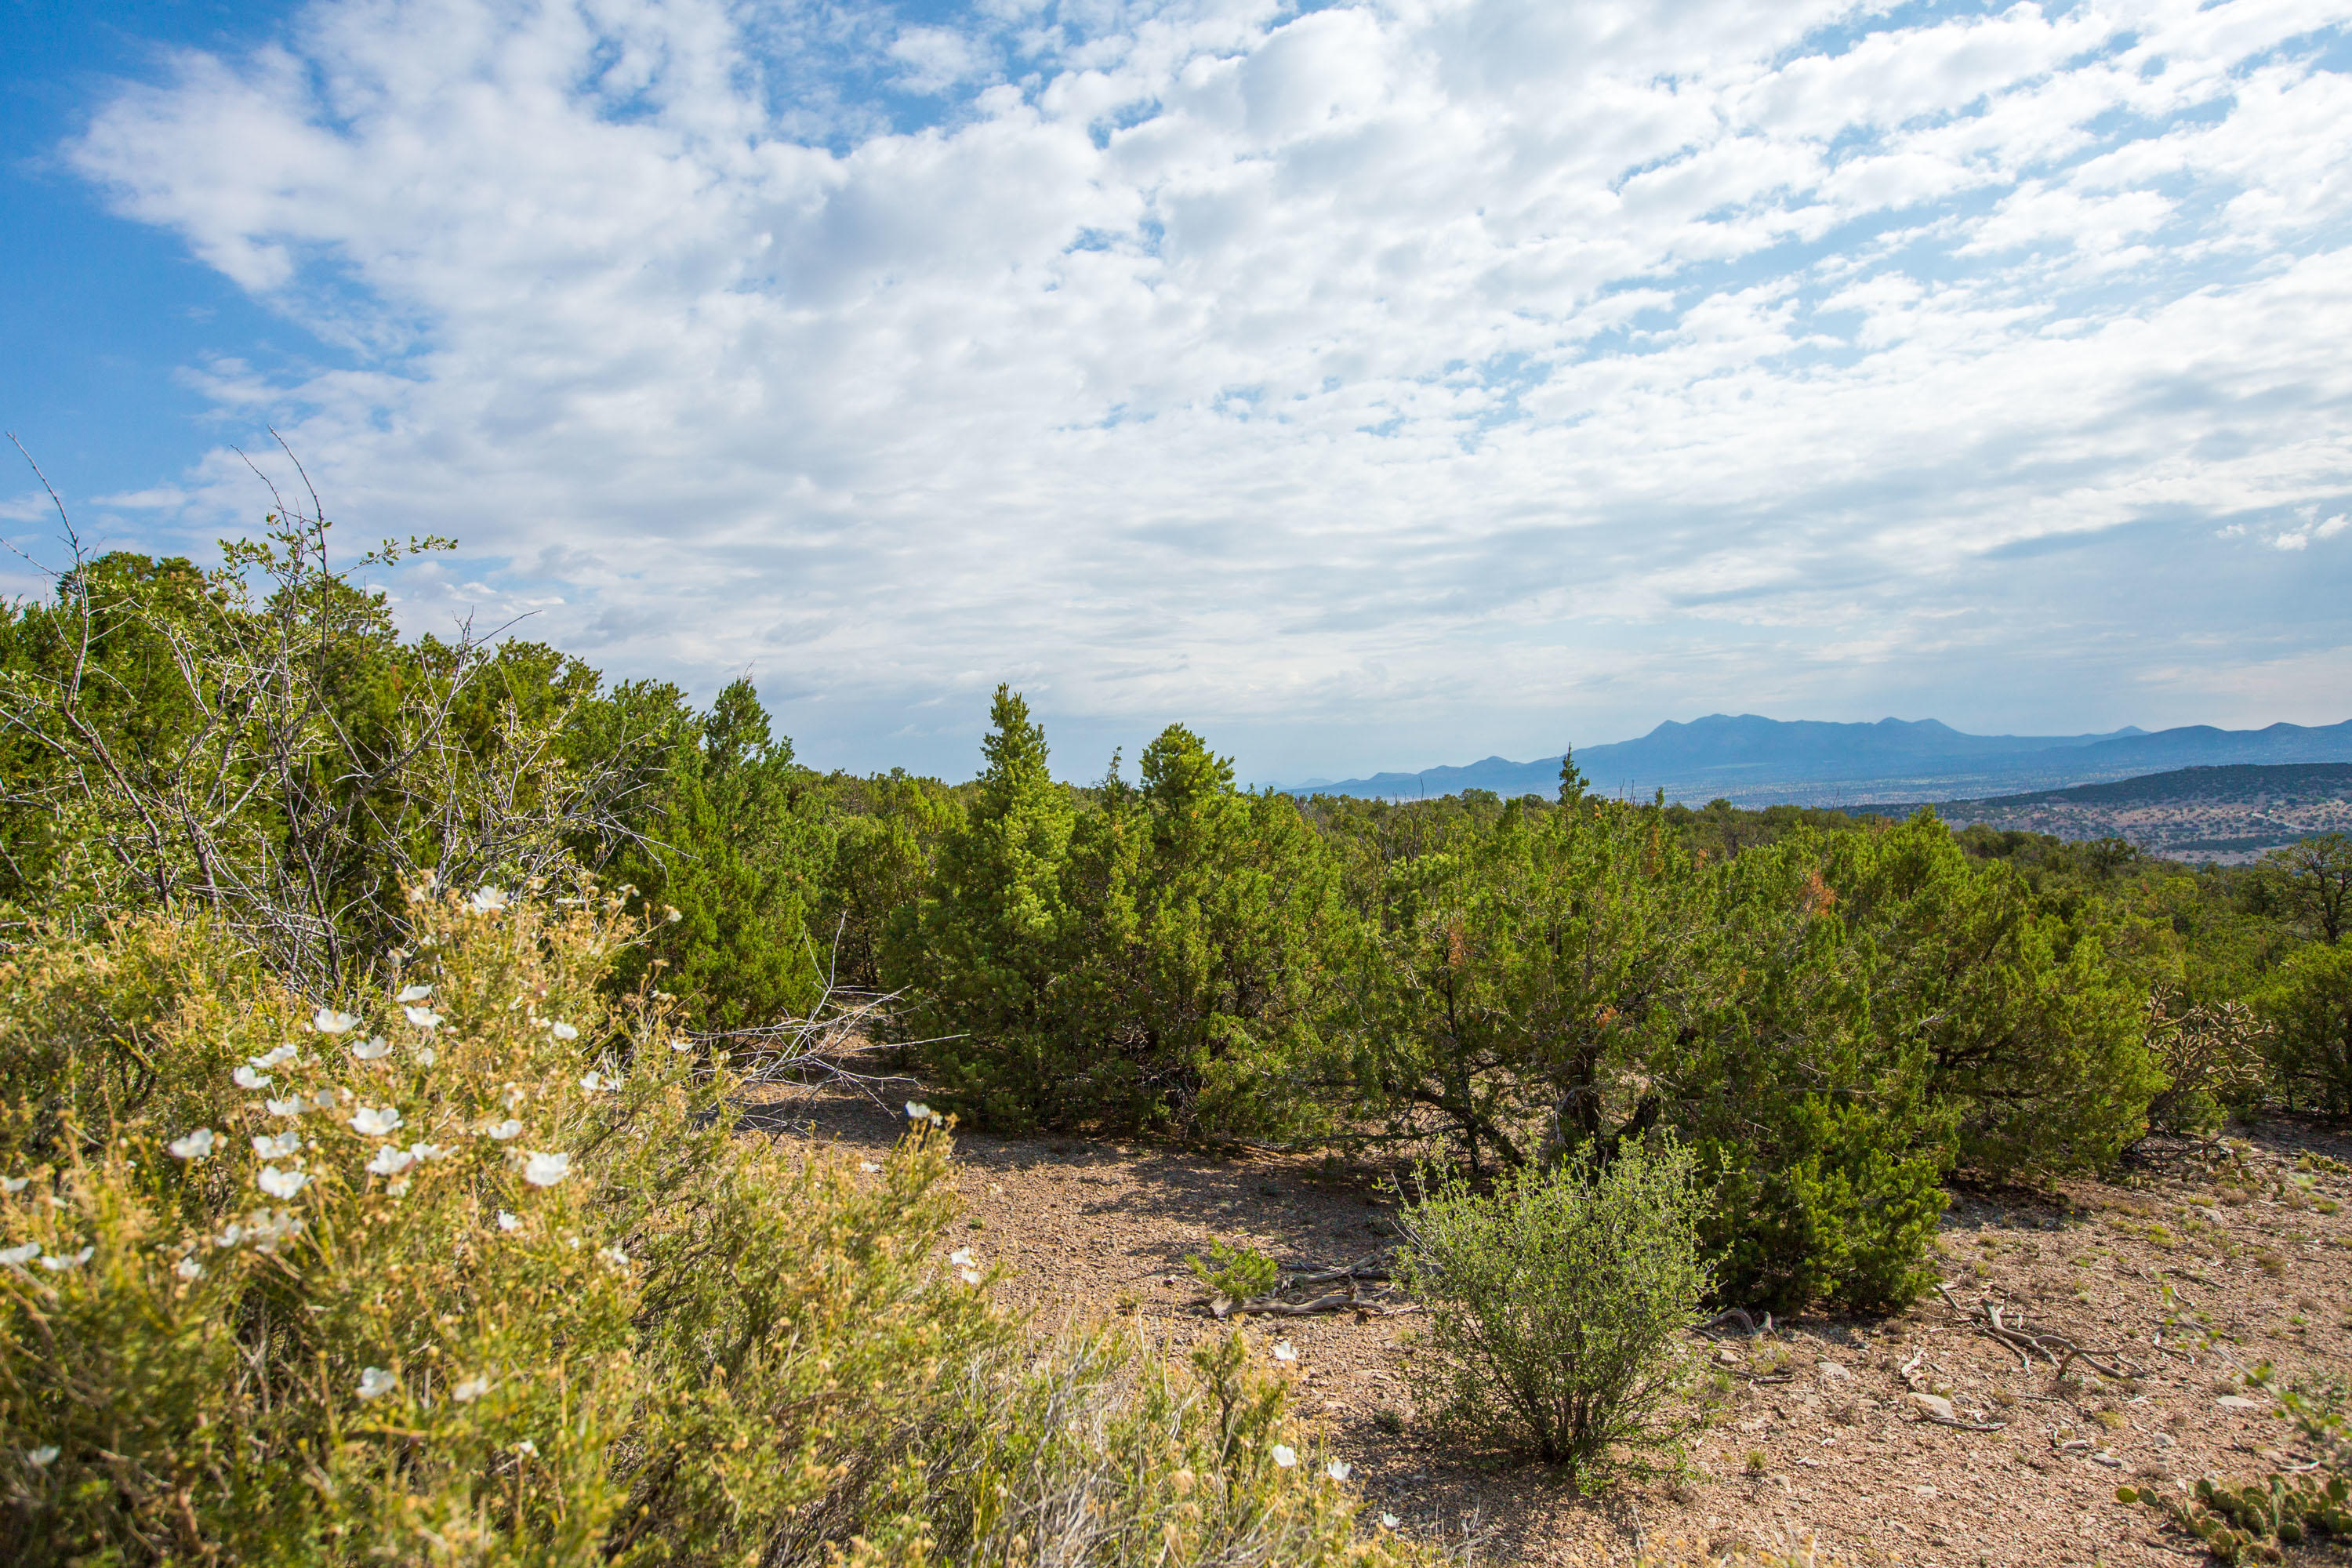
xmin=1272 ymin=1341 xmax=1297 ymax=1363
xmin=485 ymin=1119 xmax=522 ymax=1141
xmin=402 ymin=1005 xmax=445 ymax=1030
xmin=1 ymin=1176 xmax=27 ymax=1193
xmin=1325 ymin=1460 xmax=1351 ymax=1481
xmin=416 ymin=1047 xmax=436 ymax=1066
xmin=212 ymin=1222 xmax=244 ymax=1249
xmin=231 ymin=1065 xmax=271 ymax=1091
xmin=904 ymin=1101 xmax=942 ymax=1124
xmin=514 ymin=1439 xmax=538 ymax=1457
xmin=858 ymin=1161 xmax=880 ymax=1174
xmin=548 ymin=1020 xmax=578 ymax=1041
xmin=949 ymin=1248 xmax=975 ymax=1267
xmin=245 ymin=1209 xmax=304 ymax=1250
xmin=350 ymin=1106 xmax=403 ymax=1137
xmin=1379 ymin=1513 xmax=1399 ymax=1530
xmin=26 ymin=1446 xmax=59 ymax=1468
xmin=264 ymin=1096 xmax=307 ymax=1118
xmin=959 ymin=1267 xmax=982 ymax=1286
xmin=1270 ymin=1445 xmax=1297 ymax=1468
xmin=386 ymin=1178 xmax=412 ymax=1196
xmin=357 ymin=1367 xmax=397 ymax=1400
xmin=599 ymin=1243 xmax=628 ymax=1267
xmin=169 ymin=1128 xmax=216 ymax=1160
xmin=579 ymin=1070 xmax=614 ymax=1093
xmin=40 ymin=1246 xmax=94 ymax=1272
xmin=256 ymin=1167 xmax=310 ymax=1200
xmin=407 ymin=1142 xmax=450 ymax=1161
xmin=452 ymin=1375 xmax=492 ymax=1403
xmin=468 ymin=886 xmax=509 ymax=915
xmin=313 ymin=1088 xmax=342 ymax=1110
xmin=251 ymin=1131 xmax=299 ymax=1159
xmin=311 ymin=1009 xmax=360 ymax=1035
xmin=252 ymin=1044 xmax=303 ymax=1069
xmin=405 ymin=871 xmax=437 ymax=904
xmin=522 ymin=1152 xmax=571 ymax=1187
xmin=367 ymin=1147 xmax=418 ymax=1178
xmin=0 ymin=1243 xmax=39 ymax=1267
xmin=174 ymin=1255 xmax=203 ymax=1282
xmin=496 ymin=1210 xmax=522 ymax=1232
xmin=395 ymin=984 xmax=434 ymax=1004
xmin=351 ymin=1036 xmax=393 ymax=1062
xmin=503 ymin=1087 xmax=528 ymax=1109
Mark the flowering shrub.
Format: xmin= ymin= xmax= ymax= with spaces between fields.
xmin=0 ymin=889 xmax=1418 ymax=1566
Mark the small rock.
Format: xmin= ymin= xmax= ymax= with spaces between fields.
xmin=1907 ymin=1392 xmax=1957 ymax=1423
xmin=2215 ymin=1395 xmax=2263 ymax=1411
xmin=2153 ymin=1432 xmax=2177 ymax=1449
xmin=1817 ymin=1360 xmax=1852 ymax=1380
xmin=2092 ymin=1451 xmax=2122 ymax=1468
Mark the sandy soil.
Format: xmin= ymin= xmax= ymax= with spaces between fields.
xmin=746 ymin=1088 xmax=2352 ymax=1566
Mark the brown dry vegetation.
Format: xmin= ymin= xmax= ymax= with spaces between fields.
xmin=756 ymin=1084 xmax=2352 ymax=1567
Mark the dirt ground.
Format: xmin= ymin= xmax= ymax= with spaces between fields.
xmin=747 ymin=1087 xmax=2352 ymax=1566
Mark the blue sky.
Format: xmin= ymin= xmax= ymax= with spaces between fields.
xmin=4 ymin=0 xmax=2350 ymax=783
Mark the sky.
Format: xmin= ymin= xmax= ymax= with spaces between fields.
xmin=2 ymin=0 xmax=2349 ymax=785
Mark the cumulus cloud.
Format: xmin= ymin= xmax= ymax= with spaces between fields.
xmin=58 ymin=0 xmax=2352 ymax=777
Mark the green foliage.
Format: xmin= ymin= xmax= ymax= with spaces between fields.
xmin=2259 ymin=938 xmax=2352 ymax=1114
xmin=1393 ymin=1139 xmax=1710 ymax=1479
xmin=0 ymin=895 xmax=1410 ymax=1566
xmin=906 ymin=700 xmax=1342 ymax=1136
xmin=1185 ymin=1238 xmax=1279 ymax=1303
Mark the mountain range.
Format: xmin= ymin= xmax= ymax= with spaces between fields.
xmin=1279 ymin=716 xmax=2352 ymax=808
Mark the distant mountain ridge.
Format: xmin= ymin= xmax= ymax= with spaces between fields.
xmin=1279 ymin=716 xmax=2352 ymax=808
xmin=1854 ymin=763 xmax=2352 ymax=863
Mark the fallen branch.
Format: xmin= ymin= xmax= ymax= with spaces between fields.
xmin=1933 ymin=1282 xmax=2144 ymax=1383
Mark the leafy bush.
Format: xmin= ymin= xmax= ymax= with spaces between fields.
xmin=2259 ymin=938 xmax=2352 ymax=1114
xmin=1393 ymin=1138 xmax=1710 ymax=1480
xmin=1185 ymin=1238 xmax=1279 ymax=1303
xmin=0 ymin=891 xmax=1410 ymax=1566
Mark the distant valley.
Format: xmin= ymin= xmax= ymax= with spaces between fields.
xmin=1861 ymin=762 xmax=2352 ymax=862
xmin=1280 ymin=714 xmax=2352 ymax=809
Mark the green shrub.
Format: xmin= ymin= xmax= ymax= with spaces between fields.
xmin=1393 ymin=1138 xmax=1710 ymax=1480
xmin=1185 ymin=1238 xmax=1279 ymax=1303
xmin=0 ymin=892 xmax=1413 ymax=1566
xmin=2260 ymin=939 xmax=2352 ymax=1114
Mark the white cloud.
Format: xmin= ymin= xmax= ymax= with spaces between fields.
xmin=56 ymin=0 xmax=2352 ymax=776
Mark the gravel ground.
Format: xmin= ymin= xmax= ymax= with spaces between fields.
xmin=748 ymin=1087 xmax=2352 ymax=1566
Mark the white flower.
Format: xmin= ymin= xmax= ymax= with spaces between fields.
xmin=367 ymin=1147 xmax=418 ymax=1178
xmin=522 ymin=1152 xmax=571 ymax=1188
xmin=174 ymin=1255 xmax=203 ymax=1281
xmin=40 ymin=1246 xmax=94 ymax=1272
xmin=959 ymin=1267 xmax=982 ymax=1286
xmin=548 ymin=1020 xmax=578 ymax=1041
xmin=468 ymin=885 xmax=508 ymax=915
xmin=949 ymin=1248 xmax=975 ymax=1267
xmin=579 ymin=1070 xmax=613 ymax=1093
xmin=485 ymin=1119 xmax=522 ymax=1142
xmin=858 ymin=1161 xmax=880 ymax=1174
xmin=1379 ymin=1512 xmax=1399 ymax=1530
xmin=357 ymin=1367 xmax=397 ymax=1400
xmin=395 ymin=984 xmax=434 ymax=1004
xmin=1325 ymin=1460 xmax=1352 ymax=1481
xmin=350 ymin=1106 xmax=403 ymax=1137
xmin=1270 ymin=1445 xmax=1297 ymax=1468
xmin=503 ymin=1087 xmax=528 ymax=1109
xmin=245 ymin=1209 xmax=304 ymax=1250
xmin=407 ymin=1142 xmax=449 ymax=1161
xmin=26 ymin=1446 xmax=59 ymax=1468
xmin=904 ymin=1101 xmax=941 ymax=1123
xmin=169 ymin=1128 xmax=216 ymax=1160
xmin=350 ymin=1036 xmax=393 ymax=1062
xmin=402 ymin=1005 xmax=444 ymax=1030
xmin=252 ymin=1131 xmax=300 ymax=1159
xmin=386 ymin=1178 xmax=412 ymax=1196
xmin=415 ymin=1047 xmax=436 ymax=1066
xmin=1 ymin=1176 xmax=27 ymax=1193
xmin=232 ymin=1065 xmax=271 ymax=1091
xmin=599 ymin=1243 xmax=628 ymax=1268
xmin=212 ymin=1223 xmax=244 ymax=1249
xmin=405 ymin=870 xmax=438 ymax=903
xmin=663 ymin=905 xmax=682 ymax=923
xmin=314 ymin=1088 xmax=342 ymax=1110
xmin=1272 ymin=1341 xmax=1298 ymax=1363
xmin=496 ymin=1210 xmax=522 ymax=1232
xmin=669 ymin=1037 xmax=692 ymax=1052
xmin=0 ymin=1243 xmax=40 ymax=1267
xmin=452 ymin=1375 xmax=492 ymax=1403
xmin=264 ymin=1096 xmax=306 ymax=1118
xmin=256 ymin=1167 xmax=310 ymax=1200
xmin=514 ymin=1439 xmax=538 ymax=1457
xmin=252 ymin=1043 xmax=302 ymax=1068
xmin=311 ymin=1009 xmax=359 ymax=1035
